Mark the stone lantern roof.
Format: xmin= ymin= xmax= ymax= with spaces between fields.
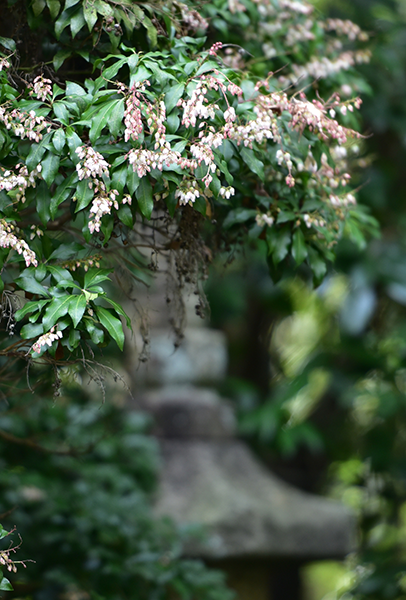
xmin=146 ymin=385 xmax=355 ymax=561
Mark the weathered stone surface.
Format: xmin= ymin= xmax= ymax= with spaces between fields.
xmin=149 ymin=387 xmax=355 ymax=561
xmin=140 ymin=328 xmax=228 ymax=386
xmin=154 ymin=437 xmax=354 ymax=560
xmin=144 ymin=387 xmax=236 ymax=438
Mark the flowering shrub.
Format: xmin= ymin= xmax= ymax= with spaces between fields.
xmin=0 ymin=0 xmax=377 ymax=366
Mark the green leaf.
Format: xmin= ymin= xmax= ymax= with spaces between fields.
xmin=69 ymin=294 xmax=87 ymax=327
xmin=36 ymin=181 xmax=51 ymax=224
xmin=85 ymin=319 xmax=104 ymax=344
xmin=267 ymin=226 xmax=291 ymax=264
xmin=32 ymin=0 xmax=46 ymax=15
xmin=54 ymin=9 xmax=71 ymax=38
xmin=16 ymin=276 xmax=50 ymax=297
xmin=46 ymin=0 xmax=61 ymax=18
xmin=308 ymin=246 xmax=327 ymax=282
xmin=0 ymin=36 xmax=16 ymax=52
xmin=42 ymin=296 xmax=72 ymax=330
xmin=95 ymin=306 xmax=125 ymax=350
xmin=53 ymin=129 xmax=66 ymax=153
xmin=240 ymin=147 xmax=264 ymax=180
xmin=117 ymin=204 xmax=133 ymax=227
xmin=84 ymin=268 xmax=112 ymax=288
xmin=164 ymin=83 xmax=184 ymax=114
xmin=126 ymin=167 xmax=140 ymax=196
xmin=291 ymin=228 xmax=307 ymax=265
xmin=26 ymin=142 xmax=47 ymax=171
xmin=15 ymin=299 xmax=50 ymax=321
xmin=66 ymin=127 xmax=82 ymax=161
xmin=109 ymin=98 xmax=124 ymax=137
xmin=20 ymin=322 xmax=44 ymax=339
xmin=111 ymin=164 xmax=127 ymax=193
xmin=53 ymin=48 xmax=72 ymax=71
xmin=136 ymin=177 xmax=153 ymax=219
xmin=223 ymin=208 xmax=257 ymax=229
xmin=103 ymin=297 xmax=132 ymax=328
xmin=74 ymin=179 xmax=94 ymax=212
xmin=89 ymin=100 xmax=117 ymax=142
xmin=0 ymin=577 xmax=13 ymax=592
xmin=47 ymin=264 xmax=74 ymax=282
xmin=70 ymin=6 xmax=86 ymax=37
xmin=65 ymin=0 xmax=80 ymax=8
xmin=83 ymin=2 xmax=98 ymax=30
xmin=50 ymin=171 xmax=78 ymax=218
xmin=53 ymin=101 xmax=70 ymax=125
xmin=142 ymin=15 xmax=157 ymax=46
xmin=41 ymin=151 xmax=60 ymax=186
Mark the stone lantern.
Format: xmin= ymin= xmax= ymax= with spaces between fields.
xmin=127 ymin=284 xmax=355 ymax=600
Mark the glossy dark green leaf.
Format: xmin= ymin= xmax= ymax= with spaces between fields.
xmin=20 ymin=322 xmax=44 ymax=339
xmin=292 ymin=228 xmax=307 ymax=265
xmin=50 ymin=171 xmax=78 ymax=219
xmin=26 ymin=142 xmax=47 ymax=171
xmin=69 ymin=294 xmax=87 ymax=327
xmin=0 ymin=577 xmax=13 ymax=592
xmin=84 ymin=268 xmax=112 ymax=289
xmin=109 ymin=98 xmax=124 ymax=137
xmin=41 ymin=151 xmax=60 ymax=186
xmin=240 ymin=147 xmax=264 ymax=180
xmin=95 ymin=306 xmax=125 ymax=350
xmin=36 ymin=181 xmax=51 ymax=224
xmin=52 ymin=129 xmax=66 ymax=153
xmin=15 ymin=299 xmax=50 ymax=322
xmin=136 ymin=178 xmax=153 ymax=219
xmin=85 ymin=319 xmax=104 ymax=344
xmin=83 ymin=2 xmax=97 ymax=30
xmin=70 ymin=6 xmax=86 ymax=37
xmin=89 ymin=100 xmax=117 ymax=143
xmin=46 ymin=0 xmax=60 ymax=19
xmin=103 ymin=297 xmax=132 ymax=328
xmin=32 ymin=0 xmax=46 ymax=16
xmin=164 ymin=83 xmax=184 ymax=114
xmin=16 ymin=276 xmax=50 ymax=297
xmin=267 ymin=226 xmax=291 ymax=264
xmin=42 ymin=296 xmax=72 ymax=330
xmin=74 ymin=179 xmax=94 ymax=212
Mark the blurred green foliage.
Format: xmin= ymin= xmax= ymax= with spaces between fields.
xmin=206 ymin=1 xmax=406 ymax=598
xmin=0 ymin=378 xmax=233 ymax=600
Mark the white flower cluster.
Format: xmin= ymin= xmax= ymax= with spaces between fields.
xmin=123 ymin=81 xmax=149 ymax=142
xmin=31 ymin=327 xmax=62 ymax=354
xmin=0 ymin=164 xmax=42 ymax=202
xmin=175 ymin=179 xmax=201 ymax=206
xmin=329 ymin=193 xmax=356 ymax=208
xmin=88 ymin=189 xmax=121 ymax=234
xmin=279 ymin=0 xmax=313 ymax=15
xmin=324 ymin=18 xmax=368 ymax=42
xmin=0 ymin=219 xmax=38 ymax=267
xmin=0 ymin=107 xmax=49 ymax=142
xmin=283 ymin=49 xmax=371 ymax=84
xmin=276 ymin=149 xmax=293 ymax=169
xmin=289 ymin=96 xmax=360 ymax=145
xmin=227 ymin=92 xmax=286 ymax=147
xmin=76 ymin=146 xmax=110 ymax=180
xmin=0 ymin=57 xmax=10 ymax=71
xmin=30 ymin=75 xmax=52 ymax=102
xmin=128 ymin=144 xmax=181 ymax=178
xmin=176 ymin=1 xmax=208 ymax=31
xmin=256 ymin=212 xmax=274 ymax=227
xmin=303 ymin=214 xmax=326 ymax=228
xmin=285 ymin=20 xmax=315 ymax=47
xmin=219 ymin=186 xmax=235 ymax=200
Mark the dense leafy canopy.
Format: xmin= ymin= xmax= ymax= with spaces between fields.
xmin=0 ymin=0 xmax=383 ymax=597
